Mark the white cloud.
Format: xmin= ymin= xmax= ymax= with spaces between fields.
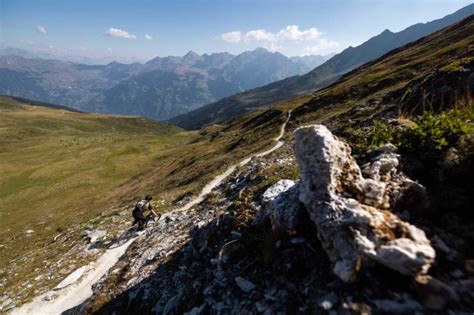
xmin=36 ymin=25 xmax=47 ymax=35
xmin=104 ymin=28 xmax=136 ymax=40
xmin=277 ymin=25 xmax=321 ymax=41
xmin=221 ymin=31 xmax=242 ymax=43
xmin=221 ymin=25 xmax=339 ymax=55
xmin=245 ymin=29 xmax=273 ymax=42
xmin=144 ymin=34 xmax=153 ymax=40
xmin=107 ymin=47 xmax=112 ymax=52
xmin=222 ymin=25 xmax=323 ymax=45
xmin=304 ymin=38 xmax=339 ymax=53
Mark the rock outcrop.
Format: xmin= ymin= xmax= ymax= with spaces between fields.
xmin=294 ymin=125 xmax=435 ymax=282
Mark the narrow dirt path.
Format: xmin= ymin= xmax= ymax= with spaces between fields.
xmin=11 ymin=110 xmax=292 ymax=315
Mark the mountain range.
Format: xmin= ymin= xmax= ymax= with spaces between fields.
xmin=0 ymin=48 xmax=330 ymax=120
xmin=1 ymin=4 xmax=472 ymax=125
xmin=171 ymin=3 xmax=474 ymax=129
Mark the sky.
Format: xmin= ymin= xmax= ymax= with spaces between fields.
xmin=1 ymin=0 xmax=472 ymax=63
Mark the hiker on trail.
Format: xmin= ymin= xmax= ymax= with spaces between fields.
xmin=133 ymin=195 xmax=160 ymax=231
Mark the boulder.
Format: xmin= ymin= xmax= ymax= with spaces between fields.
xmin=258 ymin=179 xmax=303 ymax=230
xmin=294 ymin=125 xmax=435 ymax=282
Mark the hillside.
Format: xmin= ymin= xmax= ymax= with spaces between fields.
xmin=0 ymin=95 xmax=293 ymax=308
xmin=288 ymin=14 xmax=474 ymax=129
xmin=0 ymin=48 xmax=310 ymax=120
xmin=71 ymin=14 xmax=474 ymax=315
xmin=0 ymin=96 xmax=182 ymax=288
xmin=171 ymin=3 xmax=474 ymax=129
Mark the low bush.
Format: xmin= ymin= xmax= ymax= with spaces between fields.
xmin=349 ymin=107 xmax=473 ymax=161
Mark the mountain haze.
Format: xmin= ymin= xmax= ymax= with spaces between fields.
xmin=0 ymin=48 xmax=312 ymax=120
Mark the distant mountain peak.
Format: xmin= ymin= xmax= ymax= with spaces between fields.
xmin=253 ymin=47 xmax=268 ymax=52
xmin=106 ymin=61 xmax=124 ymax=66
xmin=183 ymin=50 xmax=200 ymax=60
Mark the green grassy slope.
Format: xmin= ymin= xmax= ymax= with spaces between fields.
xmin=0 ymin=96 xmax=291 ymax=304
xmin=0 ymin=96 xmax=184 ymax=265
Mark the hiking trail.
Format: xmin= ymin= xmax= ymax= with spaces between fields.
xmin=10 ymin=111 xmax=292 ymax=315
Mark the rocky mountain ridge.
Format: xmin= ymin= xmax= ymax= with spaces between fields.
xmin=0 ymin=48 xmax=314 ymax=120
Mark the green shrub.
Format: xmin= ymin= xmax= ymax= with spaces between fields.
xmin=349 ymin=108 xmax=473 ymax=161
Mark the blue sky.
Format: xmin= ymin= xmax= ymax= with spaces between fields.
xmin=1 ymin=0 xmax=472 ymax=62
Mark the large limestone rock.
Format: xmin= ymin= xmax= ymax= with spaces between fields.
xmin=294 ymin=125 xmax=435 ymax=282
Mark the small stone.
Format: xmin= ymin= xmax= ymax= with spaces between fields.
xmin=235 ymin=276 xmax=256 ymax=293
xmin=290 ymin=237 xmax=304 ymax=244
xmin=318 ymin=292 xmax=338 ymax=310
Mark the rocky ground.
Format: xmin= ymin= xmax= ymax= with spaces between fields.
xmin=4 ymin=123 xmax=472 ymax=314
xmin=78 ymin=125 xmax=474 ymax=314
xmin=0 ymin=205 xmax=135 ymax=312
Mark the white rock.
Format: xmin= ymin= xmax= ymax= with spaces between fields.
xmin=294 ymin=125 xmax=435 ymax=282
xmin=262 ymin=179 xmax=295 ymax=202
